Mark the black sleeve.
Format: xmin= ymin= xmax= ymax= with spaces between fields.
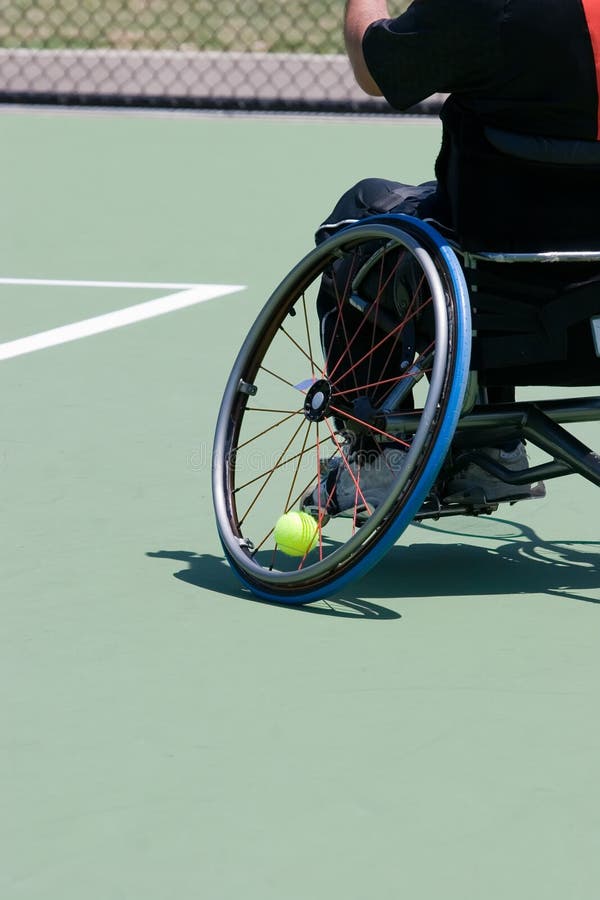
xmin=362 ymin=0 xmax=502 ymax=110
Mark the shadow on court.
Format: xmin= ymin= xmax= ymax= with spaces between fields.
xmin=148 ymin=518 xmax=600 ymax=612
xmin=146 ymin=549 xmax=402 ymax=618
xmin=376 ymin=538 xmax=600 ymax=605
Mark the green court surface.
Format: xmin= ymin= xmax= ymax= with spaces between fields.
xmin=1 ymin=108 xmax=600 ymax=900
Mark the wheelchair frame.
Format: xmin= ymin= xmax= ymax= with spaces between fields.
xmin=212 ymin=215 xmax=600 ymax=603
xmin=397 ymin=245 xmax=600 ymax=517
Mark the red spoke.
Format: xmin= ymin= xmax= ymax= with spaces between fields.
xmin=283 ymin=420 xmax=313 ymax=513
xmin=252 ymin=454 xmax=330 ymax=558
xmin=327 ymin=245 xmax=405 ymax=384
xmin=365 ymin=257 xmax=386 ymax=391
xmin=252 ymin=427 xmax=313 ymax=569
xmin=235 ymin=408 xmax=304 ymax=451
xmin=325 ymin=254 xmax=360 ymax=392
xmin=302 ymin=293 xmax=317 ymax=381
xmin=366 ymin=249 xmax=406 ymax=390
xmin=296 ymin=421 xmax=332 ymax=567
xmin=246 ymin=407 xmax=304 ymax=414
xmin=305 ymin=423 xmax=340 ymax=561
xmin=323 ymin=419 xmax=374 ymax=515
xmin=324 ymin=255 xmax=357 ymax=372
xmin=234 ymin=437 xmax=320 ymax=492
xmin=333 ymin=369 xmax=432 ymax=397
xmin=272 ymin=423 xmax=332 ymax=566
xmin=330 ymin=317 xmax=408 ymax=389
xmin=329 ymin=294 xmax=432 ymax=391
xmin=238 ymin=417 xmax=307 ymax=526
xmin=259 ymin=365 xmax=297 ymax=389
xmin=315 ymin=422 xmax=324 ymax=560
xmin=328 ymin=404 xmax=410 ymax=448
xmin=350 ymin=460 xmax=364 ymax=536
xmin=371 ymin=272 xmax=428 ymax=402
xmin=279 ymin=323 xmax=325 ymax=379
xmin=333 ymin=338 xmax=435 ymax=398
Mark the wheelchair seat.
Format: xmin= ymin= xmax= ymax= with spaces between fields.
xmin=443 ymin=115 xmax=600 ymax=253
xmin=456 ymin=247 xmax=600 ymax=387
xmin=431 ymin=124 xmax=600 ymax=386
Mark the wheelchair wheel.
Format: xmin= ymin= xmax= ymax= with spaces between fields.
xmin=212 ymin=215 xmax=472 ymax=603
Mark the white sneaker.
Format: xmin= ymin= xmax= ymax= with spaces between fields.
xmin=302 ymin=445 xmax=408 ymax=518
xmin=444 ymin=442 xmax=545 ymax=503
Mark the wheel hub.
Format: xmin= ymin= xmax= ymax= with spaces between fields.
xmin=304 ymin=379 xmax=332 ymax=422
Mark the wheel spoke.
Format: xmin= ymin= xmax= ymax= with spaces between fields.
xmin=235 ymin=408 xmax=304 ymax=451
xmin=325 ymin=253 xmax=360 ymax=393
xmin=372 ymin=271 xmax=428 ymax=403
xmin=250 ymin=424 xmax=315 ymax=556
xmin=246 ymin=406 xmax=305 ymax=414
xmin=278 ymin=323 xmax=325 ymax=378
xmin=259 ymin=365 xmax=298 ymax=390
xmin=314 ymin=421 xmax=324 ymax=559
xmin=238 ymin=417 xmax=307 ymax=526
xmin=365 ymin=247 xmax=406 ymax=390
xmin=283 ymin=419 xmax=313 ymax=512
xmin=234 ymin=436 xmax=320 ymax=493
xmin=326 ymin=243 xmax=405 ymax=385
xmin=328 ymin=404 xmax=410 ymax=448
xmin=332 ymin=339 xmax=434 ymax=401
xmin=323 ymin=418 xmax=374 ymax=515
xmin=302 ymin=293 xmax=316 ymax=381
xmin=332 ymin=369 xmax=432 ymax=397
xmin=329 ymin=294 xmax=432 ymax=392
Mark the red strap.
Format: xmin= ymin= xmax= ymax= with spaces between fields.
xmin=581 ymin=0 xmax=600 ymax=138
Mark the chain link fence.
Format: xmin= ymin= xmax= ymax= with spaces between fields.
xmin=0 ymin=0 xmax=442 ymax=112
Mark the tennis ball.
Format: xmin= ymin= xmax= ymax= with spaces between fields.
xmin=274 ymin=511 xmax=319 ymax=557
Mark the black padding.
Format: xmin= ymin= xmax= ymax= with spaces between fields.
xmin=485 ymin=127 xmax=600 ymax=166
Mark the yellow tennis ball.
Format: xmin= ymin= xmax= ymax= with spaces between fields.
xmin=274 ymin=511 xmax=319 ymax=557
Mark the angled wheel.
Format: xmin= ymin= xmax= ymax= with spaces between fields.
xmin=212 ymin=215 xmax=472 ymax=603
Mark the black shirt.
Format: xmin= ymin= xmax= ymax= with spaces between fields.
xmin=363 ymin=0 xmax=600 ymax=141
xmin=362 ymin=0 xmax=600 ymax=248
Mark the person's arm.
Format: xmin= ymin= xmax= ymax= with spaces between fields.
xmin=344 ymin=0 xmax=390 ymax=96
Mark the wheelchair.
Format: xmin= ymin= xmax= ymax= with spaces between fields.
xmin=212 ymin=212 xmax=600 ymax=604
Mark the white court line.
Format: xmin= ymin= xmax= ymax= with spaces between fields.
xmin=0 ymin=283 xmax=245 ymax=362
xmin=0 ymin=277 xmax=209 ymax=290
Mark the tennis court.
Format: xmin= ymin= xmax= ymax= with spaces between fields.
xmin=2 ymin=107 xmax=600 ymax=899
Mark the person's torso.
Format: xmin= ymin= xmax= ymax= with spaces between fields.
xmin=454 ymin=0 xmax=600 ymax=141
